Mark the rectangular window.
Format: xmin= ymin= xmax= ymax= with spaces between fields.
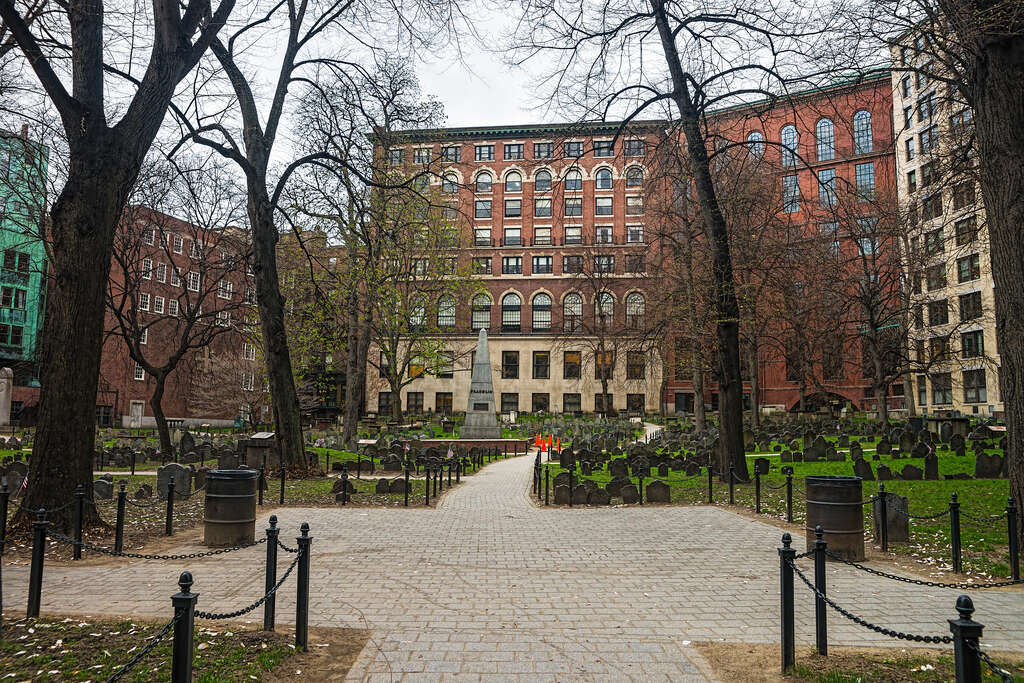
xmin=532 ymin=351 xmax=550 ymax=379
xmin=218 ymin=280 xmax=233 ymax=299
xmin=907 ymin=170 xmax=917 ymax=194
xmin=595 ymin=351 xmax=614 ymax=380
xmin=139 ymin=328 xmax=148 ymax=345
xmin=953 ymin=182 xmax=976 ymax=210
xmin=502 ymin=256 xmax=522 ymax=274
xmin=625 ymin=196 xmax=643 ymax=215
xmin=242 ymin=342 xmax=257 ymax=361
xmin=901 ymin=75 xmax=911 ymax=97
xmin=959 ymin=291 xmax=982 ymax=321
xmin=563 ymin=351 xmax=581 ymax=379
xmin=594 ymin=140 xmax=614 ymax=157
xmin=626 ymin=351 xmax=645 ymax=380
xmin=216 ymin=310 xmax=231 ymax=327
xmin=8 ymin=325 xmax=21 ymax=348
xmin=563 ymin=255 xmax=583 ymax=273
xmin=413 ymin=148 xmax=431 ymax=164
xmin=190 ymin=241 xmax=202 ymax=259
xmin=625 ymin=254 xmax=645 ymax=273
xmin=502 ymin=300 xmax=521 ymax=332
xmin=475 ymin=200 xmax=492 ymax=219
xmin=917 ymin=374 xmax=927 ymax=406
xmin=435 ymin=392 xmax=453 ymax=415
xmin=170 ymin=269 xmax=182 ymax=287
xmin=921 ymin=159 xmax=939 ymax=187
xmin=855 ymin=162 xmax=875 ymax=201
xmin=963 ymin=369 xmax=987 ymax=403
xmin=503 ymin=227 xmax=521 ymax=246
xmin=187 ymin=272 xmax=201 ymax=292
xmin=406 ymin=392 xmax=424 ymax=413
xmin=474 ymin=227 xmax=491 ymax=246
xmin=594 ymin=255 xmax=614 ymax=273
xmin=594 ymin=393 xmax=613 ymax=413
xmin=155 ymin=262 xmax=167 ymax=283
xmin=441 ymin=145 xmax=460 ymax=162
xmin=928 ymin=299 xmax=948 ymax=326
xmin=532 ymin=256 xmax=552 ymax=274
xmin=913 ymin=304 xmax=924 ymax=327
xmin=920 ymin=126 xmax=939 ymax=153
xmin=782 ymin=175 xmax=800 ymax=213
xmin=501 ymin=351 xmax=519 ymax=379
xmin=153 ymin=296 xmax=164 ymax=314
xmin=926 ymin=264 xmax=946 ymax=291
xmin=930 ymin=336 xmax=951 ymax=363
xmin=377 ymin=391 xmax=392 ymax=415
xmin=504 ymin=143 xmax=524 ymax=160
xmin=504 ymin=199 xmax=522 ymax=218
xmin=141 ymin=258 xmax=153 ymax=280
xmin=500 ymin=393 xmax=519 ymax=413
xmin=626 ymin=225 xmax=644 ymax=243
xmin=134 ymin=362 xmax=145 ymax=381
xmin=922 ymin=193 xmax=943 ymax=221
xmin=924 ymin=228 xmax=944 ymax=254
xmin=962 ymin=330 xmax=984 ymax=358
xmin=818 ymin=169 xmax=836 ymax=207
xmin=475 ymin=145 xmax=494 ymax=161
xmin=595 ymin=196 xmax=613 ymax=215
xmin=139 ymin=292 xmax=150 ymax=311
xmin=564 ymin=226 xmax=582 ymax=244
xmin=904 ymin=106 xmax=913 ymax=130
xmin=472 ymin=257 xmax=492 ymax=274
xmin=534 ymin=227 xmax=551 ymax=245
xmin=388 ymin=148 xmax=404 ymax=164
xmin=534 ymin=198 xmax=552 ymax=217
xmin=564 ymin=198 xmax=582 ymax=216
xmin=168 ymin=299 xmax=179 ymax=317
xmin=905 ymin=138 xmax=915 ymax=161
xmin=531 ymin=393 xmax=549 ymax=413
xmin=563 ymin=393 xmax=581 ymax=413
xmin=564 ymin=141 xmax=583 ymax=157
xmin=857 ymin=237 xmax=876 ymax=256
xmin=596 ymin=225 xmax=612 ymax=243
xmin=957 ymin=254 xmax=981 ymax=283
xmin=625 ymin=139 xmax=645 ymax=156
xmin=534 ymin=142 xmax=553 ymax=159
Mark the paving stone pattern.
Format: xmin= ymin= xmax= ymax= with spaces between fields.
xmin=5 ymin=432 xmax=1024 ymax=681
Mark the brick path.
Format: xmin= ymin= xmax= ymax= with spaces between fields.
xmin=5 ymin=444 xmax=1024 ymax=681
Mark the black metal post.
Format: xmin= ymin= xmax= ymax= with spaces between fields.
xmin=258 ymin=465 xmax=265 ymax=506
xmin=434 ymin=467 xmax=439 ymax=496
xmin=638 ymin=473 xmax=644 ymax=505
xmin=114 ymin=482 xmax=127 ymax=554
xmin=0 ymin=480 xmax=8 ymax=554
xmin=130 ymin=449 xmax=136 ymax=476
xmin=755 ymin=471 xmax=761 ymax=514
xmin=264 ymin=515 xmax=279 ymax=631
xmin=171 ymin=571 xmax=198 ymax=683
xmin=295 ymin=522 xmax=311 ymax=652
xmin=340 ymin=466 xmax=349 ymax=506
xmin=73 ymin=484 xmax=85 ymax=560
xmin=456 ymin=459 xmax=461 ymax=484
xmin=27 ymin=508 xmax=47 ymax=618
xmin=404 ymin=465 xmax=410 ymax=507
xmin=707 ymin=465 xmax=713 ymax=504
xmin=950 ymin=492 xmax=962 ymax=573
xmin=544 ymin=467 xmax=549 ymax=506
xmin=785 ymin=471 xmax=793 ymax=523
xmin=729 ymin=464 xmax=735 ymax=505
xmin=948 ymin=595 xmax=983 ymax=683
xmin=356 ymin=456 xmax=361 ymax=479
xmin=279 ymin=465 xmax=286 ymax=505
xmin=1007 ymin=497 xmax=1019 ymax=582
xmin=779 ymin=532 xmax=796 ymax=673
xmin=165 ymin=480 xmax=175 ymax=536
xmin=568 ymin=461 xmax=575 ymax=508
xmin=425 ymin=468 xmax=430 ymax=506
xmin=878 ymin=484 xmax=889 ymax=552
xmin=448 ymin=461 xmax=453 ymax=488
xmin=813 ymin=525 xmax=828 ymax=656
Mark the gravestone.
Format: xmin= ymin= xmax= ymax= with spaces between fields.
xmin=332 ymin=478 xmax=356 ymax=494
xmin=876 ymin=438 xmax=891 ymax=455
xmin=753 ymin=457 xmax=770 ymax=475
xmin=461 ymin=329 xmax=501 ymax=439
xmin=944 ymin=472 xmax=973 ymax=480
xmin=157 ymin=463 xmax=192 ymax=499
xmin=375 ymin=478 xmax=390 ymax=494
xmin=193 ymin=467 xmax=210 ymax=490
xmin=572 ymin=485 xmax=588 ymax=505
xmin=389 ymin=478 xmax=407 ymax=494
xmin=912 ymin=442 xmax=931 ymax=460
xmin=93 ymin=479 xmax=114 ymax=500
xmin=620 ymin=483 xmax=640 ymax=504
xmin=826 ymin=446 xmax=844 ymax=462
xmin=849 ymin=442 xmax=862 ymax=461
xmin=553 ymin=471 xmax=571 ymax=488
xmin=605 ymin=476 xmax=630 ymax=498
xmin=217 ymin=450 xmax=239 ymax=470
xmin=646 ymin=480 xmax=670 ymax=503
xmin=179 ymin=431 xmax=196 ymax=458
xmin=837 ymin=434 xmax=850 ymax=449
xmin=852 ymin=458 xmax=874 ymax=481
xmin=939 ymin=421 xmax=953 ymax=443
xmin=553 ymin=484 xmax=570 ymax=505
xmin=134 ymin=483 xmax=153 ymax=499
xmin=924 ymin=453 xmax=939 ymax=480
xmin=873 ymin=493 xmax=909 ymax=542
xmin=657 ymin=463 xmax=669 ymax=478
xmin=588 ymin=488 xmax=611 ymax=505
xmin=876 ymin=464 xmax=893 ymax=481
xmin=950 ymin=433 xmax=965 ymax=453
xmin=780 ymin=449 xmax=792 ymax=463
xmin=975 ymin=452 xmax=1005 ymax=479
xmin=899 ymin=430 xmax=915 ymax=453
xmin=899 ymin=464 xmax=923 ymax=480
xmin=608 ymin=459 xmax=629 ymax=478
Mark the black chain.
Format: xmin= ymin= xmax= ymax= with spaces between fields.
xmin=762 ymin=481 xmax=788 ymax=490
xmin=14 ymin=498 xmax=77 ymax=514
xmin=179 ymin=484 xmax=208 ymax=500
xmin=789 ymin=559 xmax=953 ymax=644
xmin=277 ymin=538 xmax=300 ymax=553
xmin=125 ymin=496 xmax=164 ymax=509
xmin=966 ymin=641 xmax=1015 ymax=683
xmin=105 ymin=614 xmax=179 ymax=683
xmin=195 ymin=550 xmax=302 ymax=620
xmin=902 ymin=508 xmax=951 ymax=520
xmin=823 ymin=549 xmax=1024 ymax=589
xmin=960 ymin=510 xmax=1008 ymax=524
xmin=49 ymin=531 xmax=266 ymax=560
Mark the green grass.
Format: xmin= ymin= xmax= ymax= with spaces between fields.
xmin=543 ymin=435 xmax=1013 ymax=578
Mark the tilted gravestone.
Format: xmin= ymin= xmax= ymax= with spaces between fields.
xmin=852 ymin=458 xmax=874 ymax=481
xmin=157 ymin=463 xmax=192 ymax=499
xmin=912 ymin=442 xmax=931 ymax=460
xmin=389 ymin=478 xmax=407 ymax=494
xmin=873 ymin=493 xmax=909 ymax=542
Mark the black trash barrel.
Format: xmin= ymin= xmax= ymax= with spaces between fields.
xmin=204 ymin=469 xmax=259 ymax=547
xmin=805 ymin=475 xmax=865 ymax=561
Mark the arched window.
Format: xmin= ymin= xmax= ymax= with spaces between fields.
xmin=532 ymin=293 xmax=552 ymax=331
xmin=535 ymin=170 xmax=552 ymax=192
xmin=410 ymin=299 xmax=426 ymax=330
xmin=625 ymin=292 xmax=645 ymax=329
xmin=564 ymin=169 xmax=582 ymax=191
xmin=816 ymin=119 xmax=835 ymax=161
xmin=505 ymin=171 xmax=522 ymax=192
xmin=563 ymin=293 xmax=582 ymax=333
xmin=747 ymin=131 xmax=764 ymax=156
xmin=595 ymin=168 xmax=613 ymax=189
xmin=595 ymin=292 xmax=614 ymax=329
xmin=501 ymin=293 xmax=521 ymax=332
xmin=780 ymin=125 xmax=798 ymax=167
xmin=625 ymin=167 xmax=644 ymax=187
xmin=471 ymin=294 xmax=491 ymax=331
xmin=437 ymin=294 xmax=455 ymax=329
xmin=442 ymin=174 xmax=458 ymax=194
xmin=853 ymin=110 xmax=873 ymax=154
xmin=475 ymin=172 xmax=492 ymax=193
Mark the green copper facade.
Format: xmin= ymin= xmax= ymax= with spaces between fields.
xmin=0 ymin=129 xmax=48 ymax=383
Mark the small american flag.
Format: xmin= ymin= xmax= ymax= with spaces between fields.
xmin=446 ymin=446 xmax=454 ymax=458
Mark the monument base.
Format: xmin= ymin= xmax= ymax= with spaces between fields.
xmin=461 ymin=423 xmax=501 ymax=440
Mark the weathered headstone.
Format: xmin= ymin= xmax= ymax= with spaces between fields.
xmin=134 ymin=483 xmax=153 ymax=499
xmin=753 ymin=457 xmax=770 ymax=475
xmin=876 ymin=438 xmax=891 ymax=456
xmin=156 ymin=463 xmax=192 ymax=499
xmin=375 ymin=478 xmax=390 ymax=494
xmin=876 ymin=464 xmax=893 ymax=481
xmin=899 ymin=430 xmax=915 ymax=453
xmin=912 ymin=442 xmax=931 ymax=460
xmin=974 ymin=452 xmax=1005 ymax=479
xmin=826 ymin=446 xmax=844 ymax=462
xmin=389 ymin=478 xmax=407 ymax=494
xmin=899 ymin=464 xmax=923 ymax=480
xmin=873 ymin=493 xmax=909 ymax=542
xmin=849 ymin=442 xmax=862 ymax=461
xmin=620 ymin=483 xmax=640 ymax=504
xmin=588 ymin=488 xmax=611 ymax=505
xmin=553 ymin=484 xmax=570 ymax=505
xmin=853 ymin=458 xmax=874 ymax=481
xmin=572 ymin=485 xmax=588 ymax=505
xmin=646 ymin=480 xmax=671 ymax=503
xmin=780 ymin=449 xmax=792 ymax=463
xmin=93 ymin=479 xmax=114 ymax=500
xmin=609 ymin=459 xmax=629 ymax=478
xmin=924 ymin=453 xmax=939 ymax=480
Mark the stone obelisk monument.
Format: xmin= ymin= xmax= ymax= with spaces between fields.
xmin=461 ymin=329 xmax=501 ymax=439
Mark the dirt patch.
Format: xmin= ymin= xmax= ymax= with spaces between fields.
xmin=695 ymin=641 xmax=1024 ymax=682
xmin=262 ymin=626 xmax=371 ymax=681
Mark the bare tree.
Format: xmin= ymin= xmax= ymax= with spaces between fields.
xmin=0 ymin=0 xmax=235 ymax=527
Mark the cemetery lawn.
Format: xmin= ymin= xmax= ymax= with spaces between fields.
xmin=0 ymin=617 xmax=370 ymax=682
xmin=542 ymin=442 xmax=1015 ymax=578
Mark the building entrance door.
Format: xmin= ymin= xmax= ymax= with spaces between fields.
xmin=128 ymin=400 xmax=144 ymax=428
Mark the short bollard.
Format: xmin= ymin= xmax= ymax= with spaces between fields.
xmin=0 ymin=480 xmax=8 ymax=553
xmin=455 ymin=459 xmax=461 ymax=484
xmin=813 ymin=525 xmax=828 ymax=656
xmin=948 ymin=595 xmax=983 ymax=683
xmin=27 ymin=508 xmax=48 ymax=618
xmin=785 ymin=470 xmax=794 ymax=523
xmin=447 ymin=462 xmax=452 ymax=487
xmin=264 ymin=515 xmax=279 ymax=631
xmin=638 ymin=473 xmax=644 ymax=505
xmin=340 ymin=466 xmax=349 ymax=506
xmin=434 ymin=467 xmax=440 ymax=496
xmin=707 ymin=466 xmax=713 ymax=504
xmin=878 ymin=484 xmax=889 ymax=551
xmin=404 ymin=466 xmax=410 ymax=507
xmin=279 ymin=466 xmax=286 ymax=505
xmin=778 ymin=532 xmax=796 ymax=673
xmin=73 ymin=484 xmax=85 ymax=561
xmin=425 ymin=468 xmax=431 ymax=506
xmin=950 ymin=493 xmax=962 ymax=573
xmin=258 ymin=466 xmax=265 ymax=506
xmin=1006 ymin=497 xmax=1019 ymax=581
xmin=172 ymin=571 xmax=198 ymax=683
xmin=568 ymin=462 xmax=575 ymax=508
xmin=165 ymin=480 xmax=175 ymax=536
xmin=728 ymin=464 xmax=735 ymax=505
xmin=544 ymin=468 xmax=549 ymax=506
xmin=114 ymin=482 xmax=127 ymax=554
xmin=754 ymin=471 xmax=762 ymax=514
xmin=130 ymin=450 xmax=136 ymax=476
xmin=295 ymin=523 xmax=312 ymax=652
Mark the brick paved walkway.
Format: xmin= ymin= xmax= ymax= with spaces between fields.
xmin=5 ymin=447 xmax=1024 ymax=681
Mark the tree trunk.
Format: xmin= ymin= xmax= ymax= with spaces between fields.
xmin=341 ymin=288 xmax=361 ymax=446
xmin=750 ymin=343 xmax=761 ymax=430
xmin=970 ymin=34 xmax=1024 ymax=551
xmin=692 ymin=362 xmax=706 ymax=432
xmin=150 ymin=375 xmax=172 ymax=456
xmin=390 ymin=374 xmax=403 ymax=421
xmin=14 ymin=148 xmax=133 ymax=532
xmin=248 ymin=194 xmax=305 ymax=469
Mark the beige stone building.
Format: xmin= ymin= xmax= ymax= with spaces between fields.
xmin=891 ymin=40 xmax=1003 ymax=417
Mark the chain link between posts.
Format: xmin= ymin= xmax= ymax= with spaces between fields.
xmin=194 ymin=550 xmax=303 ymax=620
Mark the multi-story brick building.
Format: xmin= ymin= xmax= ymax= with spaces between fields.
xmin=891 ymin=40 xmax=1002 ymax=417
